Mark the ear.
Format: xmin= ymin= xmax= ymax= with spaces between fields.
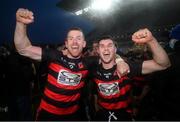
xmin=65 ymin=40 xmax=68 ymax=48
xmin=97 ymin=48 xmax=99 ymax=54
xmin=83 ymin=40 xmax=86 ymax=48
xmin=115 ymin=46 xmax=117 ymax=53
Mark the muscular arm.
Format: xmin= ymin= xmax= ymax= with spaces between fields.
xmin=142 ymin=38 xmax=170 ymax=74
xmin=14 ymin=8 xmax=42 ymax=61
xmin=132 ymin=28 xmax=171 ymax=74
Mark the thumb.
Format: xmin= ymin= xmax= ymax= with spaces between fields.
xmin=117 ymin=71 xmax=121 ymax=79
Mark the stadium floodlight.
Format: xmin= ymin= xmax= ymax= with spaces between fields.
xmin=84 ymin=7 xmax=90 ymax=12
xmin=91 ymin=0 xmax=112 ymax=11
xmin=75 ymin=10 xmax=83 ymax=15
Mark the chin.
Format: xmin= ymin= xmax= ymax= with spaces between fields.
xmin=72 ymin=53 xmax=81 ymax=58
xmin=102 ymin=59 xmax=111 ymax=64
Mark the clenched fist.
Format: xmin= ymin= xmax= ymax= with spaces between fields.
xmin=132 ymin=28 xmax=154 ymax=44
xmin=16 ymin=8 xmax=34 ymax=24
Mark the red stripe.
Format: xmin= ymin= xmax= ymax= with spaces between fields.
xmin=99 ymin=100 xmax=129 ymax=110
xmin=44 ymin=88 xmax=80 ymax=102
xmin=40 ymin=100 xmax=79 ymax=115
xmin=48 ymin=74 xmax=85 ymax=90
xmin=132 ymin=76 xmax=145 ymax=81
xmin=49 ymin=63 xmax=89 ymax=78
xmin=99 ymin=84 xmax=131 ymax=99
xmin=126 ymin=109 xmax=133 ymax=114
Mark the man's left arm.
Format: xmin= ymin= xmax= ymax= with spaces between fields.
xmin=132 ymin=28 xmax=171 ymax=74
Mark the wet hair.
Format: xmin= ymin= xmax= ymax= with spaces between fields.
xmin=97 ymin=35 xmax=118 ymax=48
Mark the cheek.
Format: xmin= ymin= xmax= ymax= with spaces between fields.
xmin=98 ymin=48 xmax=103 ymax=53
xmin=112 ymin=47 xmax=116 ymax=52
xmin=110 ymin=49 xmax=116 ymax=55
xmin=67 ymin=41 xmax=74 ymax=48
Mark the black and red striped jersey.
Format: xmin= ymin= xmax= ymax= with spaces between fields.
xmin=39 ymin=48 xmax=90 ymax=115
xmin=92 ymin=61 xmax=142 ymax=111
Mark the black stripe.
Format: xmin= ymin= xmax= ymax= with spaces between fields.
xmin=95 ymin=74 xmax=120 ymax=81
xmin=46 ymin=82 xmax=82 ymax=96
xmin=48 ymin=69 xmax=58 ymax=78
xmin=42 ymin=94 xmax=79 ymax=108
xmin=118 ymin=79 xmax=132 ymax=89
xmin=98 ymin=89 xmax=131 ymax=103
xmin=94 ymin=78 xmax=132 ymax=89
xmin=52 ymin=59 xmax=88 ymax=72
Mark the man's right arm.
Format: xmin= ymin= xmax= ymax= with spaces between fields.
xmin=14 ymin=8 xmax=42 ymax=61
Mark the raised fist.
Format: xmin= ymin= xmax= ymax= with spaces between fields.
xmin=132 ymin=28 xmax=154 ymax=44
xmin=16 ymin=8 xmax=34 ymax=24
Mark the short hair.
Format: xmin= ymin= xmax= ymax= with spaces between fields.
xmin=97 ymin=35 xmax=118 ymax=48
xmin=66 ymin=27 xmax=84 ymax=36
xmin=65 ymin=27 xmax=85 ymax=41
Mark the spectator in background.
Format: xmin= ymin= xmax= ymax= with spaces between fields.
xmin=89 ymin=40 xmax=99 ymax=56
xmin=169 ymin=24 xmax=180 ymax=54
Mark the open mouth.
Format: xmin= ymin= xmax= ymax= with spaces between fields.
xmin=103 ymin=53 xmax=110 ymax=58
xmin=71 ymin=45 xmax=79 ymax=50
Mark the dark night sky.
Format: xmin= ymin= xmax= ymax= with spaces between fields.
xmin=1 ymin=0 xmax=180 ymax=45
xmin=0 ymin=0 xmax=94 ymax=45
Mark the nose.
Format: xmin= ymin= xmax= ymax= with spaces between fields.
xmin=72 ymin=38 xmax=78 ymax=44
xmin=104 ymin=46 xmax=109 ymax=51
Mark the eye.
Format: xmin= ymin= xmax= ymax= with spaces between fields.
xmin=99 ymin=44 xmax=104 ymax=48
xmin=77 ymin=37 xmax=81 ymax=40
xmin=76 ymin=36 xmax=83 ymax=41
xmin=67 ymin=37 xmax=73 ymax=40
xmin=108 ymin=44 xmax=113 ymax=48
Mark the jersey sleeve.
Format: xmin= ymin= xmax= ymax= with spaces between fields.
xmin=83 ymin=56 xmax=99 ymax=71
xmin=41 ymin=47 xmax=62 ymax=62
xmin=127 ymin=60 xmax=143 ymax=77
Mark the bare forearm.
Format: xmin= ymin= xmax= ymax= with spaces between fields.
xmin=147 ymin=38 xmax=170 ymax=68
xmin=14 ymin=8 xmax=42 ymax=61
xmin=14 ymin=22 xmax=32 ymax=53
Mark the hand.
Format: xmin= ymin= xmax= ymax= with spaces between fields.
xmin=116 ymin=61 xmax=130 ymax=78
xmin=132 ymin=28 xmax=154 ymax=44
xmin=16 ymin=8 xmax=34 ymax=24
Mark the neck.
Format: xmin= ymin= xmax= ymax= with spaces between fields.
xmin=67 ymin=53 xmax=81 ymax=59
xmin=102 ymin=60 xmax=115 ymax=69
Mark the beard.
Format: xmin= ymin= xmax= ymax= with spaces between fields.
xmin=67 ymin=48 xmax=82 ymax=59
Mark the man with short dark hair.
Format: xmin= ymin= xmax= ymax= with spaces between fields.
xmin=91 ymin=29 xmax=171 ymax=121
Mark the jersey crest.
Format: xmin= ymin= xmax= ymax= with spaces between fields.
xmin=58 ymin=69 xmax=82 ymax=86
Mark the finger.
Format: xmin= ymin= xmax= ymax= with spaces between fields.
xmin=28 ymin=11 xmax=34 ymax=20
xmin=137 ymin=31 xmax=147 ymax=38
xmin=117 ymin=69 xmax=125 ymax=77
xmin=24 ymin=9 xmax=34 ymax=19
xmin=17 ymin=9 xmax=32 ymax=19
xmin=117 ymin=71 xmax=121 ymax=79
xmin=18 ymin=17 xmax=34 ymax=23
xmin=132 ymin=35 xmax=148 ymax=43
